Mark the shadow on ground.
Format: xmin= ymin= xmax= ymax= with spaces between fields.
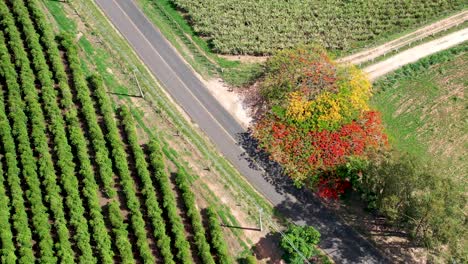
xmin=237 ymin=131 xmax=392 ymax=264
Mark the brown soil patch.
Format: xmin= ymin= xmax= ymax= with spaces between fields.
xmin=219 ymin=54 xmax=269 ymax=63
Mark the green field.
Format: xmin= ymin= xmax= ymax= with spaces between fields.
xmin=170 ymin=0 xmax=466 ymax=55
xmin=0 ymin=0 xmax=240 ymax=262
xmin=372 ymin=48 xmax=467 ymax=178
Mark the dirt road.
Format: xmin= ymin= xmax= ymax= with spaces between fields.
xmin=364 ymin=27 xmax=468 ymax=79
xmin=339 ymin=10 xmax=468 ymax=65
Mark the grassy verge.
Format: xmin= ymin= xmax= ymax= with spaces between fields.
xmin=135 ymin=0 xmax=264 ymax=87
xmin=372 ymin=44 xmax=467 ymax=177
xmin=44 ymin=0 xmax=272 ymax=258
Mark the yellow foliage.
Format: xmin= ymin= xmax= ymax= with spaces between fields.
xmin=340 ymin=66 xmax=372 ymax=112
xmin=312 ymin=92 xmax=343 ymax=126
xmin=283 ymin=64 xmax=373 ymax=130
xmin=286 ymin=91 xmax=312 ymax=122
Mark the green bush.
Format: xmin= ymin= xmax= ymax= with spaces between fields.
xmin=280 ymin=225 xmax=321 ymax=264
xmin=359 ymin=152 xmax=467 ymax=261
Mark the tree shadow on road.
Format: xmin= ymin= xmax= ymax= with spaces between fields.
xmin=236 ymin=130 xmax=393 ymax=264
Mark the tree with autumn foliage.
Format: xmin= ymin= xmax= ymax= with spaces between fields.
xmin=253 ymin=45 xmax=387 ymax=197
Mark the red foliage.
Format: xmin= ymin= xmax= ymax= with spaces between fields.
xmin=254 ymin=111 xmax=387 ymax=194
xmin=316 ymin=178 xmax=352 ymax=199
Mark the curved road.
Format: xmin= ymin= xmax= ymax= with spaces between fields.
xmin=94 ymin=0 xmax=389 ymax=263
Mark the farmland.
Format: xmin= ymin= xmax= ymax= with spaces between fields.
xmin=0 ymin=0 xmax=235 ymax=263
xmin=372 ymin=46 xmax=467 ymax=182
xmin=170 ymin=0 xmax=466 ymax=55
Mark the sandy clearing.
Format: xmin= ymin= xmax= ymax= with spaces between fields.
xmin=202 ymin=78 xmax=253 ymax=128
xmin=363 ymin=27 xmax=468 ymax=80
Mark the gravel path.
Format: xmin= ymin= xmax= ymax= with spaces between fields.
xmin=364 ymin=27 xmax=468 ymax=80
xmin=339 ymin=10 xmax=468 ymax=65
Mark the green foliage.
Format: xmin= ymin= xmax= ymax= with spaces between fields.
xmin=0 ymin=4 xmax=59 ymax=261
xmin=0 ymin=56 xmax=35 ymax=263
xmin=175 ymin=170 xmax=215 ymax=264
xmin=260 ymin=45 xmax=336 ymax=107
xmin=59 ymin=32 xmax=116 ymax=198
xmin=0 ymin=126 xmax=17 ymax=264
xmin=239 ymin=255 xmax=257 ymax=264
xmin=206 ymin=207 xmax=233 ymax=264
xmin=359 ymin=152 xmax=467 ymax=261
xmin=280 ymin=225 xmax=321 ymax=264
xmin=171 ymin=0 xmax=465 ymax=55
xmin=147 ymin=140 xmax=192 ymax=263
xmin=107 ymin=201 xmax=134 ymax=264
xmin=119 ymin=105 xmax=175 ymax=264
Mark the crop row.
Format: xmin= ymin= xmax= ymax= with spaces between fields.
xmin=94 ymin=77 xmax=175 ymax=264
xmin=0 ymin=4 xmax=57 ymax=261
xmin=147 ymin=140 xmax=193 ymax=263
xmin=0 ymin=85 xmax=21 ymax=264
xmin=24 ymin=0 xmax=119 ymax=260
xmin=75 ymin=58 xmax=154 ymax=262
xmin=88 ymin=76 xmax=136 ymax=263
xmin=107 ymin=200 xmax=134 ymax=264
xmin=57 ymin=34 xmax=136 ymax=263
xmin=57 ymin=33 xmax=116 ymax=198
xmin=171 ymin=0 xmax=466 ymax=54
xmin=14 ymin=0 xmax=119 ymax=262
xmin=2 ymin=2 xmax=111 ymax=262
xmin=174 ymin=170 xmax=215 ymax=264
xmin=206 ymin=207 xmax=233 ymax=264
xmin=0 ymin=162 xmax=14 ymax=263
xmin=9 ymin=1 xmax=94 ymax=262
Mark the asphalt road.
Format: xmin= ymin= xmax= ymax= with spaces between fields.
xmin=95 ymin=0 xmax=390 ymax=262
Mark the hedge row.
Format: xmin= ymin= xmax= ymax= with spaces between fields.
xmin=25 ymin=0 xmax=116 ymax=199
xmin=25 ymin=4 xmax=123 ymax=263
xmin=56 ymin=36 xmax=116 ymax=198
xmin=147 ymin=140 xmax=192 ymax=263
xmin=174 ymin=170 xmax=215 ymax=264
xmin=107 ymin=201 xmax=134 ymax=264
xmin=9 ymin=1 xmax=84 ymax=262
xmin=93 ymin=103 xmax=154 ymax=263
xmin=0 ymin=52 xmax=34 ymax=263
xmin=0 ymin=5 xmax=56 ymax=262
xmin=205 ymin=207 xmax=232 ymax=264
xmin=102 ymin=83 xmax=175 ymax=264
xmin=69 ymin=71 xmax=155 ymax=264
xmin=12 ymin=0 xmax=117 ymax=262
xmin=87 ymin=74 xmax=148 ymax=263
xmin=0 ymin=135 xmax=17 ymax=264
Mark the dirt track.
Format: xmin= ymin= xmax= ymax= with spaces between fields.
xmin=363 ymin=27 xmax=468 ymax=80
xmin=339 ymin=10 xmax=468 ymax=65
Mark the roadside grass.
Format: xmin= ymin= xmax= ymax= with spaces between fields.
xmin=371 ymin=51 xmax=467 ymax=178
xmin=135 ymin=0 xmax=264 ymax=87
xmin=42 ymin=0 xmax=275 ymax=258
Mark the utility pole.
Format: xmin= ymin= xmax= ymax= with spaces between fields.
xmin=258 ymin=207 xmax=263 ymax=232
xmin=133 ymin=69 xmax=144 ymax=98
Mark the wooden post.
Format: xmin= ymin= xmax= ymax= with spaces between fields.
xmin=259 ymin=208 xmax=263 ymax=232
xmin=133 ymin=69 xmax=144 ymax=98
